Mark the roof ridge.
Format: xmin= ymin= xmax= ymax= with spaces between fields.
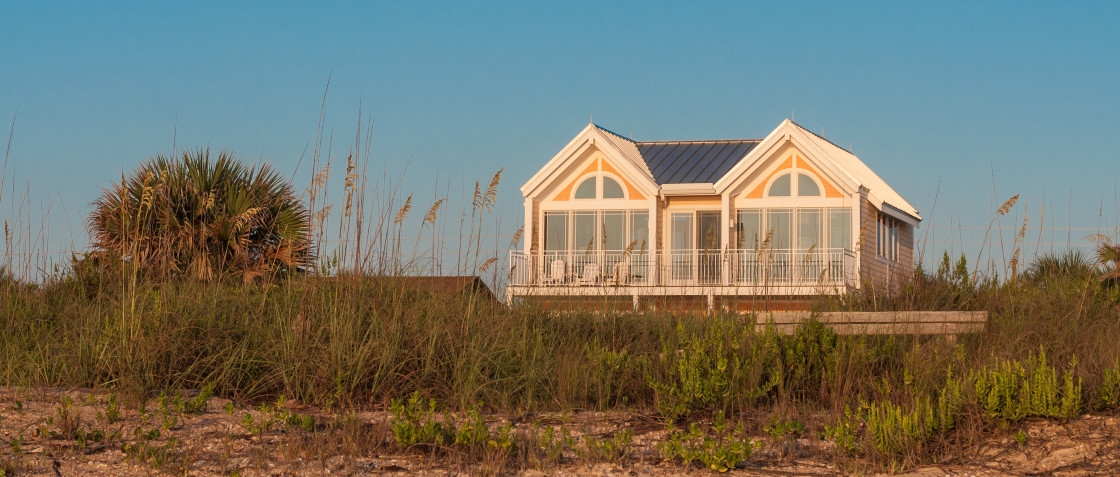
xmin=788 ymin=120 xmax=853 ymax=154
xmin=636 ymin=139 xmax=760 ymax=145
xmin=593 ymin=124 xmax=636 ymax=143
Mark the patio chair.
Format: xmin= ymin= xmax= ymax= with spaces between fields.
xmin=577 ymin=262 xmax=600 ymax=285
xmin=613 ymin=261 xmax=631 ymax=285
xmin=543 ymin=259 xmax=566 ymax=284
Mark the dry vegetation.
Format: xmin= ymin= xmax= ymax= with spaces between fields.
xmin=2 ymin=113 xmax=1120 ymax=475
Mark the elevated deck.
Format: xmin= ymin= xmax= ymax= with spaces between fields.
xmin=507 ymin=248 xmax=858 ymax=310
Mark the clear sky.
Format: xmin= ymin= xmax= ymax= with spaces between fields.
xmin=2 ymin=1 xmax=1119 ymax=275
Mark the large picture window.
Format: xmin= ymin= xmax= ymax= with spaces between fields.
xmin=736 ymin=207 xmax=852 ymax=251
xmin=543 ymin=210 xmax=649 ymax=252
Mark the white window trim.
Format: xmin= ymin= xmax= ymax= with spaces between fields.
xmin=540 ymin=209 xmax=651 ymax=252
xmin=569 ymin=172 xmax=629 ymax=201
xmin=876 ymin=212 xmax=900 ymax=263
xmin=764 ymin=170 xmax=827 ymax=198
xmin=733 ymin=207 xmax=852 ymax=251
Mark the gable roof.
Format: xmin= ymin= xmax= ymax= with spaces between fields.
xmin=786 ymin=121 xmax=920 ymax=221
xmin=521 ymin=123 xmax=659 ymax=198
xmin=527 ymin=120 xmax=919 ymax=223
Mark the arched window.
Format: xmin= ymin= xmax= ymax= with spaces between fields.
xmin=574 ymin=177 xmax=596 ymax=199
xmin=571 ymin=175 xmax=628 ymax=200
xmin=768 ymin=174 xmax=791 ymax=196
xmin=766 ymin=172 xmax=825 ymax=197
xmin=602 ymin=177 xmax=625 ymax=198
xmin=798 ymin=174 xmax=821 ymax=196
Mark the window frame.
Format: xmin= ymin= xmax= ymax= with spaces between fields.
xmin=569 ymin=173 xmax=629 ymax=200
xmin=764 ymin=171 xmax=827 ymax=198
xmin=735 ymin=207 xmax=853 ymax=252
xmin=542 ymin=209 xmax=650 ymax=252
xmin=876 ymin=212 xmax=900 ymax=262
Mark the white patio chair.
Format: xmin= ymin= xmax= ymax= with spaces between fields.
xmin=543 ymin=259 xmax=566 ymax=284
xmin=578 ymin=262 xmax=600 ymax=285
xmin=613 ymin=261 xmax=630 ymax=285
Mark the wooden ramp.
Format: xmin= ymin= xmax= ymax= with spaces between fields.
xmin=757 ymin=311 xmax=988 ymax=335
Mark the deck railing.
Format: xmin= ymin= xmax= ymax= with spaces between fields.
xmin=508 ymin=248 xmax=854 ymax=288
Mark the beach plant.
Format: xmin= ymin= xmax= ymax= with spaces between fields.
xmin=659 ymin=412 xmax=756 ymax=472
xmin=87 ymin=148 xmax=312 ymax=283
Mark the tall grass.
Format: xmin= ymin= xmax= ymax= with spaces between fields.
xmin=2 ymin=109 xmax=1120 ymax=471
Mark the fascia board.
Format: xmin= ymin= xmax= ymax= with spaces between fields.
xmin=713 ymin=120 xmax=790 ymax=193
xmin=785 ymin=131 xmax=860 ymax=192
xmin=661 ymin=183 xmax=716 ymax=196
xmin=587 ymin=128 xmax=659 ymax=197
xmin=882 ymin=202 xmax=922 ymax=226
xmin=521 ymin=123 xmax=599 ymax=196
xmin=715 ymin=120 xmax=860 ymax=195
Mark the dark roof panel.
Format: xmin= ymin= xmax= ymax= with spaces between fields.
xmin=636 ymin=140 xmax=760 ymax=184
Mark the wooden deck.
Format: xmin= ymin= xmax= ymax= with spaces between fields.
xmin=757 ymin=311 xmax=988 ymax=335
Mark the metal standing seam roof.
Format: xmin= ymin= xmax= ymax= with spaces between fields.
xmin=588 ymin=122 xmax=919 ymax=220
xmin=593 ymin=125 xmax=761 ymax=185
xmin=636 ymin=140 xmax=760 ymax=184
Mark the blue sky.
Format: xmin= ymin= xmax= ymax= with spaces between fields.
xmin=2 ymin=1 xmax=1119 ymax=273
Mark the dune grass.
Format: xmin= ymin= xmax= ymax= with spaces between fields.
xmin=2 ymin=112 xmax=1120 ymax=470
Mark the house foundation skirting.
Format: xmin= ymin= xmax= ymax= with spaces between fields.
xmin=507 ymin=285 xmax=846 ymax=312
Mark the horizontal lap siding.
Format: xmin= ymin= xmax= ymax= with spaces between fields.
xmin=859 ymin=194 xmax=888 ymax=288
xmin=859 ymin=191 xmax=917 ymax=292
xmin=899 ymin=222 xmax=914 ymax=270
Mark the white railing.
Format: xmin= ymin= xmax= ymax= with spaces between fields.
xmin=508 ymin=250 xmax=655 ymax=286
xmin=509 ymin=248 xmax=854 ymax=288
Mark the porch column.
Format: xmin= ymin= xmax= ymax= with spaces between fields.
xmin=524 ymin=197 xmax=535 ymax=284
xmin=721 ymin=194 xmax=731 ymax=284
xmin=523 ymin=197 xmax=534 ymax=254
xmin=649 ymin=195 xmax=659 ymax=285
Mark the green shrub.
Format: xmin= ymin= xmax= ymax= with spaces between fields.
xmin=1095 ymin=360 xmax=1120 ymax=411
xmin=971 ymin=349 xmax=1082 ymax=420
xmin=865 ymin=397 xmax=936 ymax=458
xmin=659 ymin=411 xmax=756 ymax=472
xmin=579 ymin=429 xmax=632 ymax=463
xmin=778 ymin=317 xmax=839 ymax=400
xmin=645 ymin=318 xmax=780 ymax=419
xmin=390 ymin=392 xmax=455 ymax=447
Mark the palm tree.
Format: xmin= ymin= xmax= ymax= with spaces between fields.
xmin=88 ymin=148 xmax=313 ymax=282
xmin=1099 ymin=238 xmax=1120 ymax=284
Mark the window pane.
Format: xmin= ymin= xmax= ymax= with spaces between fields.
xmin=798 ymin=174 xmax=821 ymax=196
xmin=574 ymin=177 xmax=596 ymax=199
xmin=768 ymin=174 xmax=791 ymax=196
xmin=767 ymin=209 xmax=792 ymax=249
xmin=736 ymin=209 xmax=761 ymax=250
xmin=797 ymin=209 xmax=822 ymax=250
xmin=629 ymin=211 xmax=649 ymax=252
xmin=670 ymin=213 xmax=693 ymax=251
xmin=544 ymin=212 xmax=568 ymax=251
xmin=601 ymin=211 xmax=626 ymax=250
xmin=574 ymin=211 xmax=597 ymax=250
xmin=602 ymin=177 xmax=625 ymax=198
xmin=828 ymin=209 xmax=851 ymax=251
xmin=698 ymin=211 xmax=720 ymax=250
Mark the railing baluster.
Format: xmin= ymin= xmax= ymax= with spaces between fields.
xmin=510 ymin=248 xmax=853 ymax=289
